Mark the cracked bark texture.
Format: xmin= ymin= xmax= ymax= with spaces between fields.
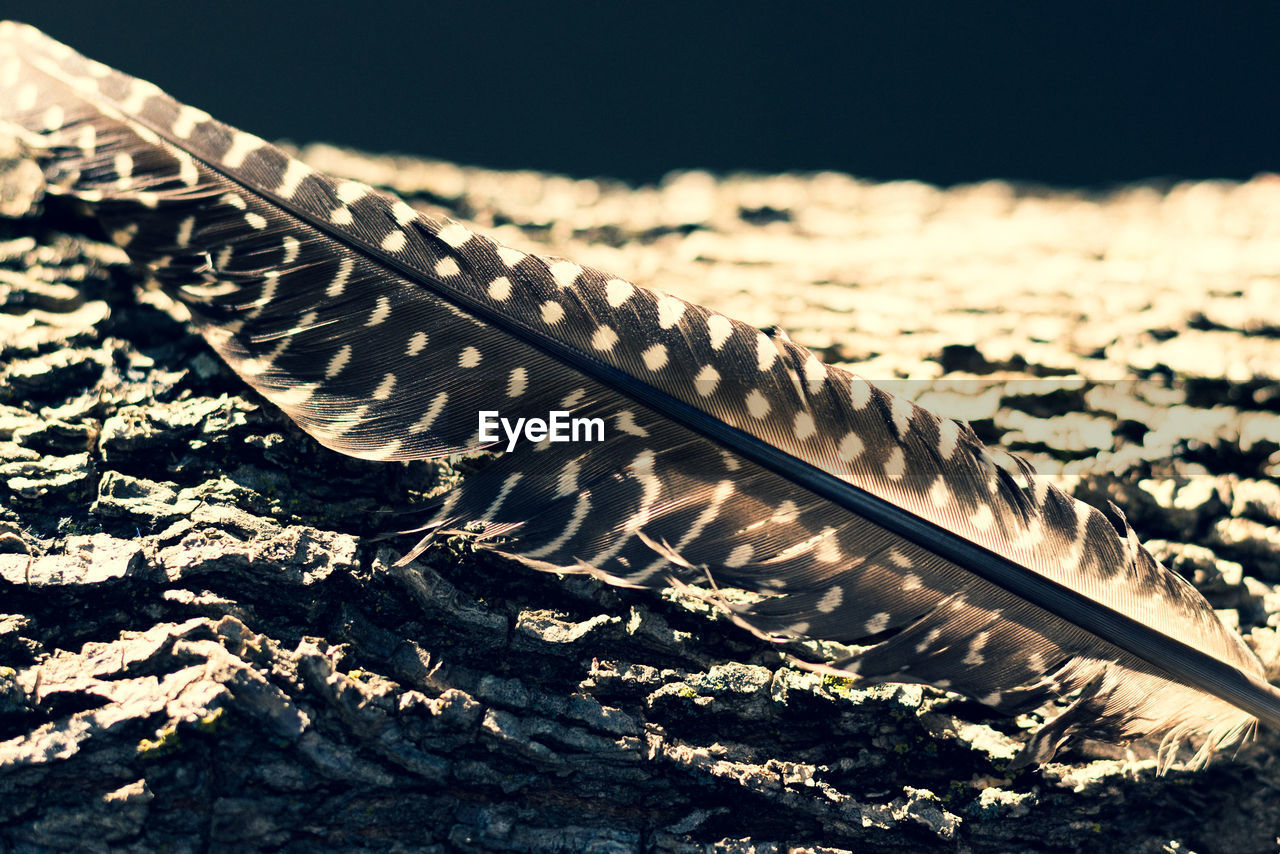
xmin=2 ymin=136 xmax=1280 ymax=853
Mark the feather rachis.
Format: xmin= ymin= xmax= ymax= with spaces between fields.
xmin=2 ymin=20 xmax=1277 ymax=768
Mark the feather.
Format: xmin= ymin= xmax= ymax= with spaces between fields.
xmin=3 ymin=20 xmax=1278 ymax=770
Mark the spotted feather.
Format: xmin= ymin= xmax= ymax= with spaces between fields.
xmin=2 ymin=20 xmax=1278 ymax=769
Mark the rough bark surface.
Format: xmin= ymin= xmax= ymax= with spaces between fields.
xmin=1 ymin=139 xmax=1280 ymax=853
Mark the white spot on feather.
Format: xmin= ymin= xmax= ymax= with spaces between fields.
xmin=327 ymin=257 xmax=354 ymax=297
xmin=276 ymin=160 xmax=311 ymax=198
xmin=250 ymin=271 xmax=280 ymax=314
xmin=756 ymin=333 xmax=777 ymax=371
xmin=1058 ymin=527 xmax=1087 ymax=572
xmin=176 ymin=153 xmax=198 ymax=187
xmin=222 ymin=132 xmax=262 ymax=169
xmin=793 ymin=412 xmax=816 ymax=441
xmin=459 ymin=346 xmax=482 ymax=368
xmin=366 ymin=295 xmax=392 ymax=326
xmin=111 ymin=153 xmax=132 ymax=184
xmin=549 ymin=260 xmax=583 ymax=288
xmin=381 ymin=230 xmax=407 ymax=252
xmin=616 ymin=410 xmax=648 ymax=437
xmin=937 ymin=419 xmax=961 ymax=460
xmin=112 ymin=224 xmax=137 ymax=247
xmin=725 ymin=544 xmax=754 ymax=568
xmin=970 ymin=504 xmax=995 ymax=532
xmin=963 ymin=631 xmax=990 ymax=667
xmin=1012 ymin=518 xmax=1045 ymax=550
xmin=436 ymin=222 xmax=471 ymax=246
xmin=330 ymin=206 xmax=353 ymax=226
xmin=890 ymin=396 xmax=914 ymax=436
xmin=887 ymin=549 xmax=912 ymax=568
xmin=555 ymin=461 xmax=580 ymax=497
xmin=373 ymin=373 xmax=397 ymax=400
xmin=281 ymin=236 xmax=301 ymax=264
xmin=337 ymin=181 xmax=368 ymax=205
xmin=849 ymin=377 xmax=872 ymax=409
xmin=392 ymin=201 xmax=418 ymax=226
xmin=656 ymin=295 xmax=686 ymax=329
xmin=478 ymin=471 xmax=522 ymax=524
xmin=368 ymin=439 xmax=403 ymax=461
xmin=175 ymin=216 xmax=195 ymax=248
xmin=76 ymin=125 xmax=96 ymax=156
xmin=802 ymin=353 xmax=826 ymax=391
xmin=592 ymin=325 xmax=619 ymax=352
xmin=884 ymin=447 xmax=906 ymax=480
xmin=409 ymin=391 xmax=449 ymax=433
xmin=772 ymin=501 xmax=799 ymax=524
xmin=172 ymin=105 xmax=211 ymax=138
xmin=605 ymin=279 xmax=634 ymax=307
xmin=814 ymin=532 xmax=842 ymax=563
xmin=507 ymin=367 xmax=528 ymax=397
xmin=541 ymin=301 xmax=565 ymax=324
xmin=649 ymin=479 xmax=736 ymax=571
xmin=915 ymin=627 xmax=944 ymax=655
xmin=864 ymin=612 xmax=890 ymax=634
xmin=745 ymin=389 xmax=770 ymax=419
xmin=120 ymin=80 xmax=161 ymax=114
xmin=707 ymin=315 xmax=733 ymax=350
xmin=284 ymin=311 xmax=317 ymax=339
xmin=488 ymin=276 xmax=512 ymax=301
xmin=838 ymin=431 xmax=864 ymax=462
xmin=524 ymin=491 xmax=592 ymax=559
xmin=1031 ymin=476 xmax=1051 ymax=507
xmin=435 ymin=257 xmax=461 ymax=277
xmin=269 ymin=383 xmax=318 ymax=407
xmin=497 ymin=246 xmax=526 ymax=267
xmin=817 ymin=586 xmax=843 ymax=614
xmin=695 ymin=364 xmax=720 ymax=397
xmin=406 ymin=331 xmax=429 ymax=356
xmin=929 ymin=476 xmax=950 ymax=508
xmin=244 ymin=212 xmax=267 ymax=230
xmin=41 ymin=104 xmax=64 ymax=131
xmin=641 ymin=344 xmax=668 ymax=371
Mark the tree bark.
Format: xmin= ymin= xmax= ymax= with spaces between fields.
xmin=2 ymin=140 xmax=1280 ymax=853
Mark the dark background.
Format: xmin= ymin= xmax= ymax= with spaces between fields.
xmin=10 ymin=2 xmax=1280 ymax=189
